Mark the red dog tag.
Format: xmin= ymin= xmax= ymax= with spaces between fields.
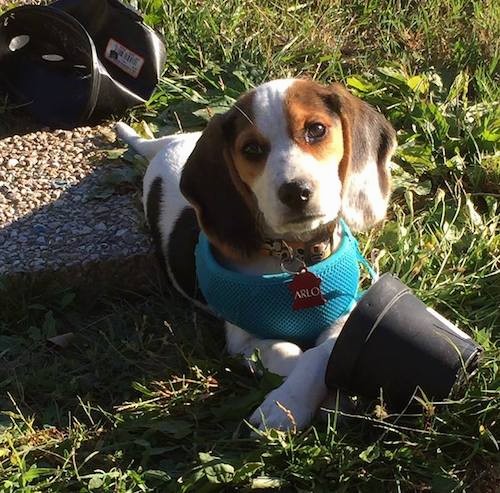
xmin=289 ymin=268 xmax=326 ymax=310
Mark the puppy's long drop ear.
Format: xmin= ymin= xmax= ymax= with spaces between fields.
xmin=180 ymin=113 xmax=261 ymax=258
xmin=328 ymin=83 xmax=397 ymax=231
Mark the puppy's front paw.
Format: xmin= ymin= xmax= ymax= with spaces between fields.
xmin=249 ymin=385 xmax=315 ymax=432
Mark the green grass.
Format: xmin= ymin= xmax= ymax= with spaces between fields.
xmin=1 ymin=0 xmax=499 ymax=491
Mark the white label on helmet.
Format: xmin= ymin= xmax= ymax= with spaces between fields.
xmin=105 ymin=38 xmax=145 ymax=79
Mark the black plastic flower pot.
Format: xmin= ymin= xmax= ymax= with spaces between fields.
xmin=0 ymin=0 xmax=165 ymax=127
xmin=325 ymin=274 xmax=482 ymax=410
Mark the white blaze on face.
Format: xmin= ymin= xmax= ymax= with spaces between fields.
xmin=250 ymin=79 xmax=343 ymax=236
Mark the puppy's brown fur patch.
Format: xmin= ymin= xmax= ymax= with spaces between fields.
xmin=285 ymin=80 xmax=344 ymax=166
xmin=228 ymin=92 xmax=269 ymax=187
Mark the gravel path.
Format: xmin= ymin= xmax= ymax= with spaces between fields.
xmin=0 ymin=124 xmax=154 ymax=286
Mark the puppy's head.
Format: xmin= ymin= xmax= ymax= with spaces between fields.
xmin=180 ymin=79 xmax=396 ymax=258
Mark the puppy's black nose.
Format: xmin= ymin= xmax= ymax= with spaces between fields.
xmin=278 ymin=180 xmax=312 ymax=210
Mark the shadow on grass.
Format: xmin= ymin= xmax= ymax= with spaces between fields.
xmin=0 ymin=274 xmax=271 ymax=489
xmin=0 ymin=272 xmax=221 ymax=417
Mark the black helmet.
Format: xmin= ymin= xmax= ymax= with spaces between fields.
xmin=0 ymin=0 xmax=166 ymax=127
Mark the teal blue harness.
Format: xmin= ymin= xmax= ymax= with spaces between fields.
xmin=195 ymin=221 xmax=373 ymax=344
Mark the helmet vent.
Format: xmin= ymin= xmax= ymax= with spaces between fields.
xmin=42 ymin=54 xmax=64 ymax=62
xmin=9 ymin=34 xmax=30 ymax=51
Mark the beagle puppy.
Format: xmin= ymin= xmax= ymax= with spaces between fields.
xmin=116 ymin=78 xmax=396 ymax=431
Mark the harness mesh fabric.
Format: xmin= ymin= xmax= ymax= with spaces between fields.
xmin=195 ymin=220 xmax=364 ymax=343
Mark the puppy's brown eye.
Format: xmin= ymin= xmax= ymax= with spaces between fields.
xmin=305 ymin=123 xmax=327 ymax=142
xmin=242 ymin=142 xmax=265 ymax=159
